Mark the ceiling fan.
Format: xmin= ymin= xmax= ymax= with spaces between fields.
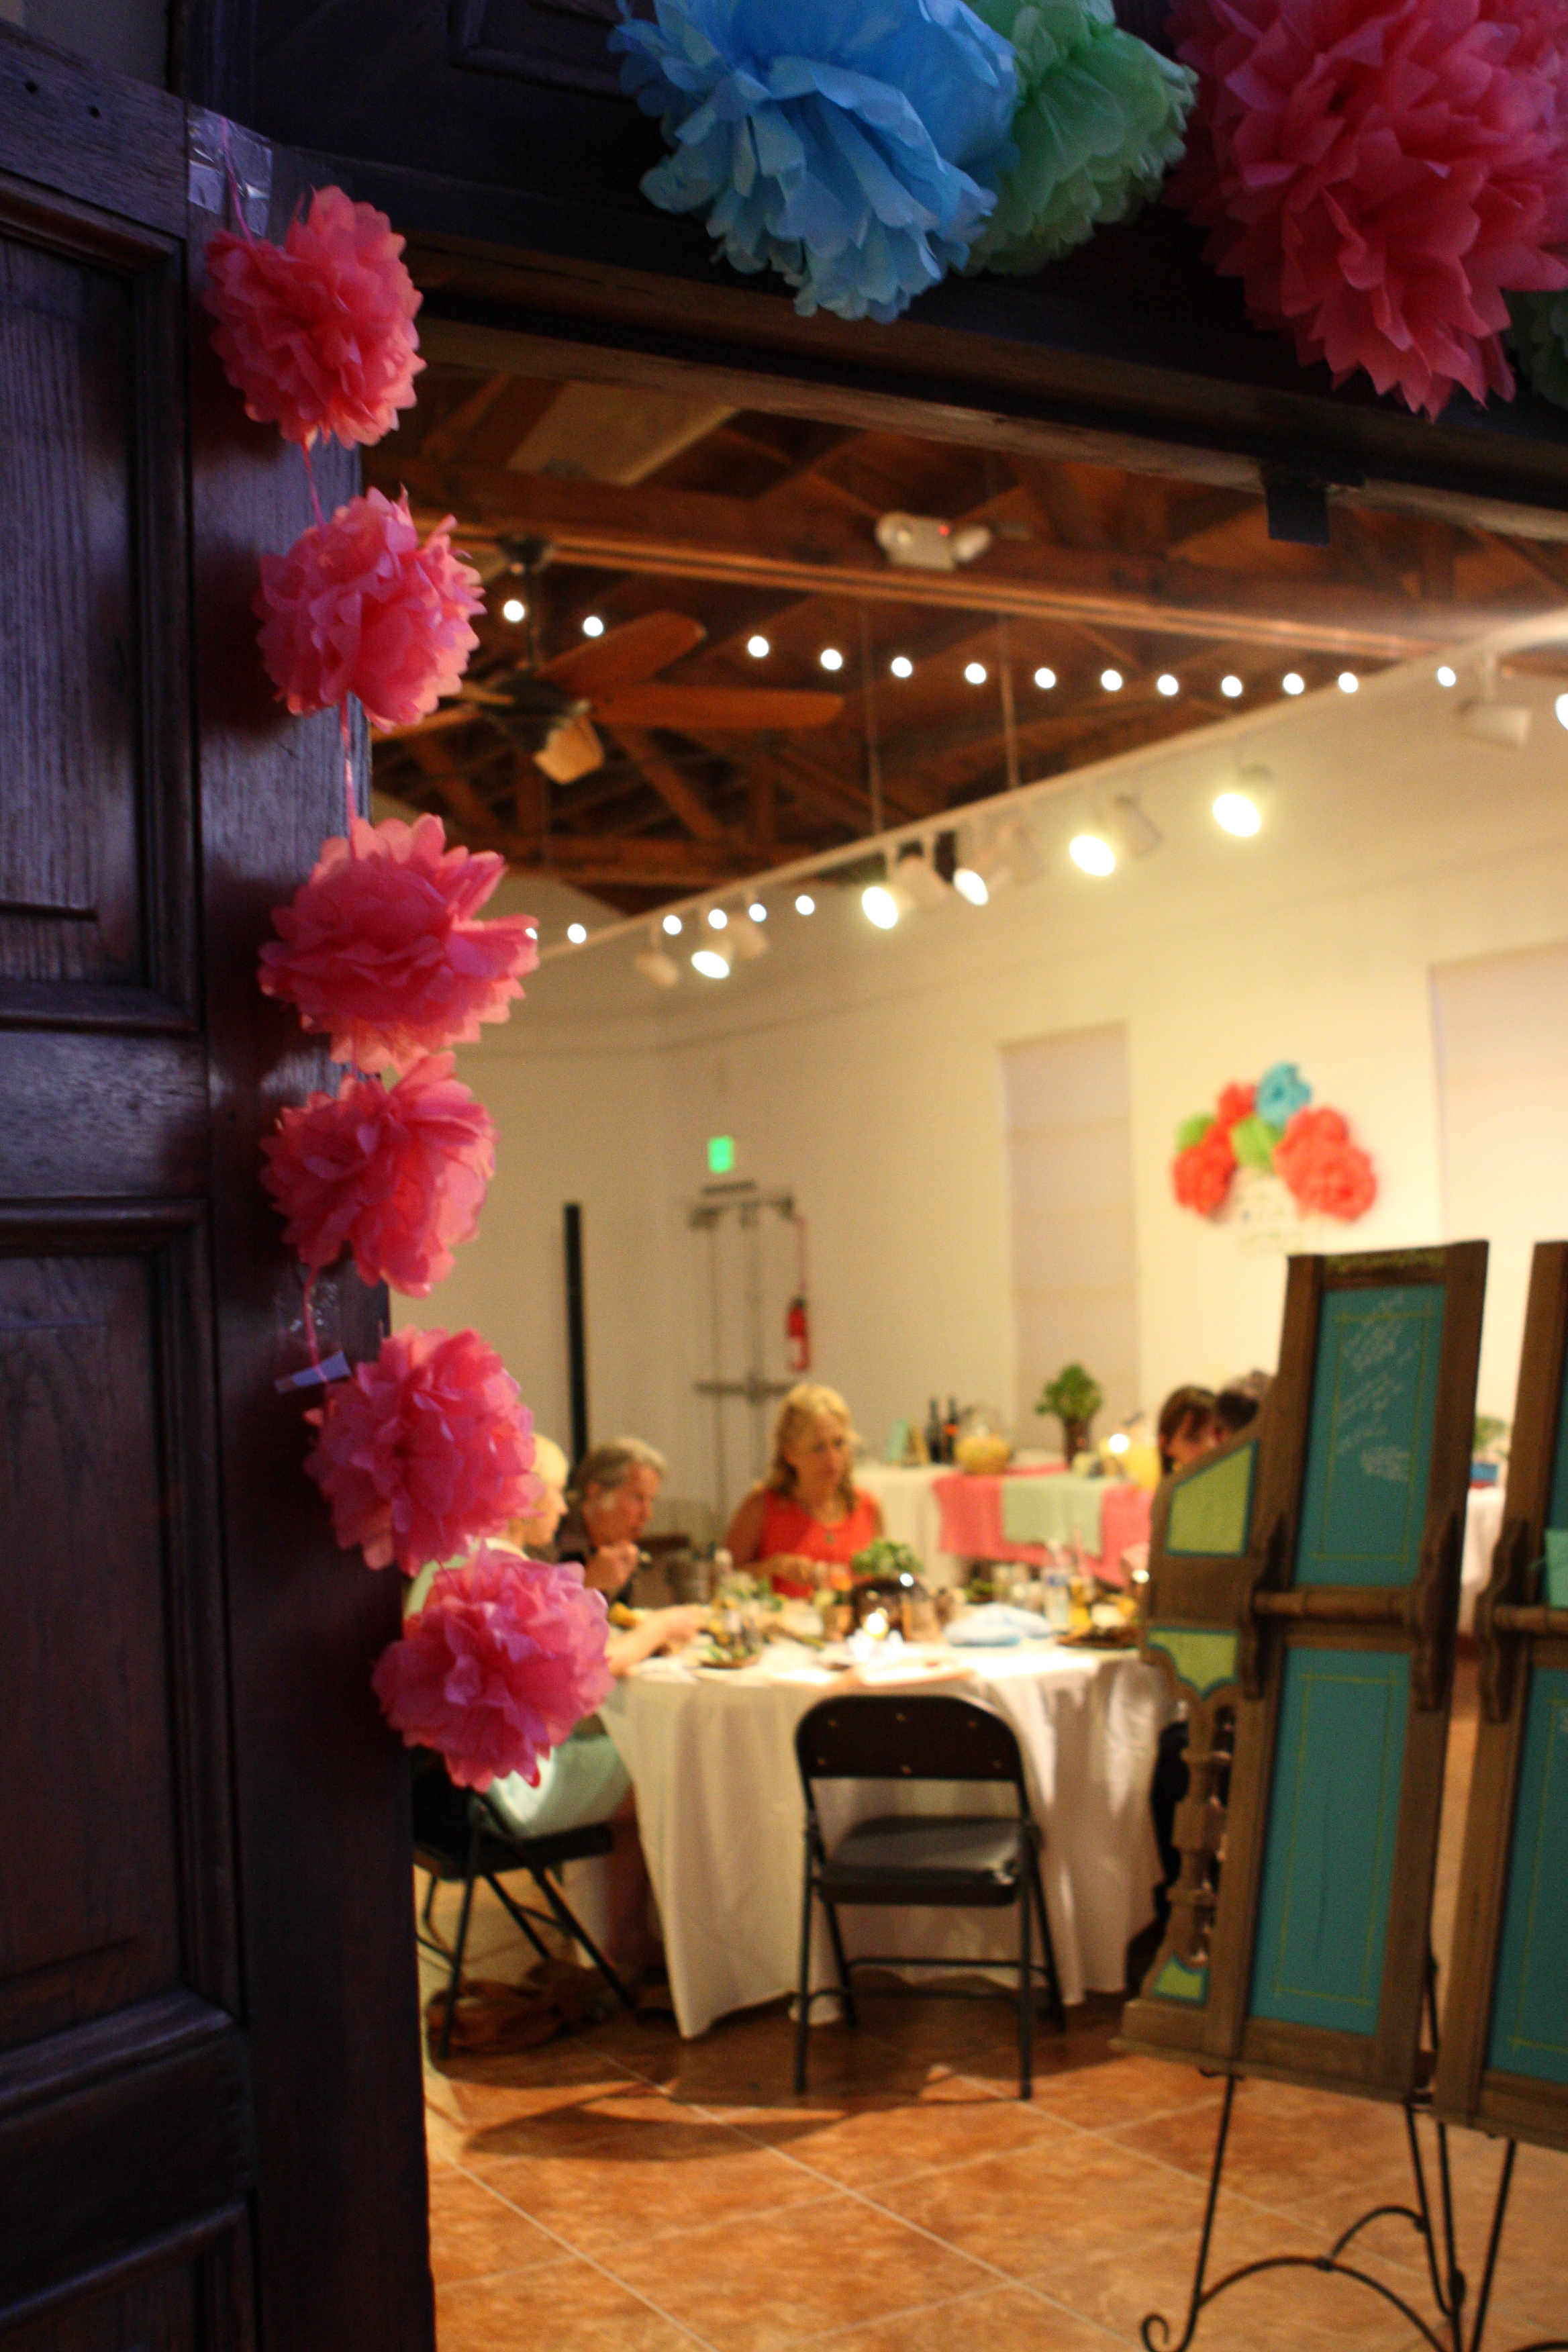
xmin=375 ymin=538 xmax=844 ymax=783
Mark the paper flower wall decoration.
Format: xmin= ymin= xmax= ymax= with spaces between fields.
xmin=258 ymin=812 xmax=538 ymax=1074
xmin=204 ymin=187 xmax=424 ymax=450
xmin=260 ymin=1054 xmax=495 ymax=1297
xmin=373 ymin=1547 xmax=614 ymax=1790
xmin=1171 ymin=1064 xmax=1375 ymax=1222
xmin=255 ymin=489 xmax=483 ymax=732
xmin=1167 ymin=0 xmax=1568 ymax=418
xmin=611 ymin=0 xmax=1018 ymax=322
xmin=964 ymin=0 xmax=1195 ymax=276
xmin=305 ymin=1327 xmax=542 ymax=1573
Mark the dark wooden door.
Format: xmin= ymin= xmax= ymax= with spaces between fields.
xmin=0 ymin=28 xmax=433 ymax=2350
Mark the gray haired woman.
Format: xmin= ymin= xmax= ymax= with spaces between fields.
xmin=556 ymin=1436 xmax=667 ymax=1602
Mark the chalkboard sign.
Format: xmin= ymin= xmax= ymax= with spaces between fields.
xmin=1124 ymin=1242 xmax=1484 ymax=2097
xmin=1438 ymin=1242 xmax=1568 ymax=2155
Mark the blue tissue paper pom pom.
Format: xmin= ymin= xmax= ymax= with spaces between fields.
xmin=611 ymin=0 xmax=1018 ymax=324
xmin=1255 ymin=1062 xmax=1311 ymax=1129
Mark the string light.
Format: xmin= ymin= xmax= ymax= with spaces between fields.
xmin=707 ymin=908 xmax=728 ymax=930
xmin=890 ymin=655 xmax=914 ymax=679
xmin=1034 ymin=667 xmax=1057 ymax=689
xmin=748 ymin=901 xmax=767 ymax=921
xmin=1100 ymin=669 xmax=1124 ymax=692
xmin=1213 ymin=791 xmax=1262 ymax=836
xmin=794 ymin=892 xmax=816 ymax=916
xmin=501 ymin=597 xmax=526 ymax=624
xmin=1220 ymin=675 xmax=1243 ymax=699
xmin=820 ymin=647 xmax=844 ymax=672
xmin=1070 ymin=833 xmax=1117 ymax=877
xmin=567 ymin=922 xmax=588 ymax=944
xmin=965 ymin=661 xmax=988 ymax=685
xmin=1437 ymin=665 xmax=1458 ymax=689
xmin=662 ymin=914 xmax=683 ymax=936
xmin=746 ymin=634 xmax=770 ymax=658
xmin=582 ymin=615 xmax=605 ymax=638
xmin=1281 ymin=672 xmax=1305 ymax=696
xmin=1157 ymin=674 xmax=1179 ymax=697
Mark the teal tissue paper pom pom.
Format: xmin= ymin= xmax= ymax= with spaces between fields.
xmin=610 ymin=0 xmax=1018 ymax=324
xmin=963 ymin=0 xmax=1194 ymax=277
xmin=1255 ymin=1062 xmax=1311 ymax=1129
xmin=1510 ymin=289 xmax=1568 ymax=411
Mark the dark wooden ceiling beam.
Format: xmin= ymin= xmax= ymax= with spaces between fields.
xmin=607 ymin=724 xmax=732 ymax=842
xmin=377 ymin=456 xmax=1525 ymax=657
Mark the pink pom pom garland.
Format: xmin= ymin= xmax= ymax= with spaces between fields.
xmin=204 ymin=184 xmax=424 ymax=450
xmin=371 ymin=1547 xmax=614 ymax=1791
xmin=305 ymin=1326 xmax=542 ymax=1574
xmin=260 ymin=1053 xmax=495 ymax=1296
xmin=1169 ymin=0 xmax=1568 ymax=417
xmin=258 ymin=811 xmax=538 ymax=1075
xmin=209 ymin=177 xmax=599 ymax=1792
xmin=255 ymin=489 xmax=483 ymax=732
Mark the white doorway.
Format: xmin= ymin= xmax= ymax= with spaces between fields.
xmin=1001 ymin=1026 xmax=1140 ymax=1444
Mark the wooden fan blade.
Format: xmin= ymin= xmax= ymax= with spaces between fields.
xmin=593 ymin=684 xmax=844 ymax=732
xmin=534 ymin=713 xmax=604 ymax=783
xmin=542 ymin=611 xmax=706 ymax=699
xmin=372 ymin=704 xmax=483 ymax=743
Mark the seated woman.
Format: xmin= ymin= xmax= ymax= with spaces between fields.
xmin=724 ymin=1381 xmax=884 ymax=1598
xmin=1157 ymin=1384 xmax=1220 ymax=1478
xmin=471 ymin=1435 xmax=703 ymax=1982
xmin=554 ymin=1436 xmax=667 ymax=1603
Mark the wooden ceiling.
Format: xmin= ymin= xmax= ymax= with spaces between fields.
xmin=367 ymin=369 xmax=1568 ymax=912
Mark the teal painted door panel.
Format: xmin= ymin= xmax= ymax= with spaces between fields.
xmin=1487 ymin=1668 xmax=1568 ymax=2086
xmin=1296 ymin=1284 xmax=1444 ymax=1588
xmin=1250 ymin=1647 xmax=1410 ymax=2032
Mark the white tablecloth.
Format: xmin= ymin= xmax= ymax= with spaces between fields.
xmin=855 ymin=1463 xmax=967 ymax=1587
xmin=602 ymin=1645 xmax=1172 ymax=2037
xmin=1461 ymin=1485 xmax=1504 ymax=1632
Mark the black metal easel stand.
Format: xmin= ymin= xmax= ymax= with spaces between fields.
xmin=1140 ymin=1983 xmax=1565 ymax=2352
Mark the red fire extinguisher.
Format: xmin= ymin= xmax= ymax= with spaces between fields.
xmin=785 ymin=1216 xmax=811 ymax=1373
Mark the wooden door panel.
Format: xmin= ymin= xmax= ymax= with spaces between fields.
xmin=5 ymin=2261 xmax=200 ymax=2352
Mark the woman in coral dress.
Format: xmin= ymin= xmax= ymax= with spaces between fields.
xmin=725 ymin=1382 xmax=883 ymax=1598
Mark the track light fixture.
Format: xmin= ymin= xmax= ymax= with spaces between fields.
xmin=691 ymin=946 xmax=731 ymax=979
xmin=634 ymin=928 xmax=681 ymax=988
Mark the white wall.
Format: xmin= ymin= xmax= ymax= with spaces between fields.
xmin=391 ymin=644 xmax=1568 ymax=1521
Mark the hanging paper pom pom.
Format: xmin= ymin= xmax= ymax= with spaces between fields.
xmin=611 ymin=0 xmax=1018 ymax=324
xmin=305 ymin=1327 xmax=541 ymax=1573
xmin=258 ymin=812 xmax=537 ymax=1073
xmin=1171 ymin=1120 xmax=1235 ymax=1214
xmin=963 ymin=0 xmax=1194 ymax=276
xmin=204 ymin=186 xmax=424 ymax=449
xmin=373 ymin=1545 xmax=614 ymax=1790
xmin=1273 ymin=1105 xmax=1377 ymax=1220
xmin=260 ymin=1053 xmax=495 ymax=1296
xmin=1168 ymin=0 xmax=1568 ymax=417
xmin=1213 ymin=1080 xmax=1255 ymax=1128
xmin=1255 ymin=1059 xmax=1311 ymax=1127
xmin=255 ymin=487 xmax=483 ymax=732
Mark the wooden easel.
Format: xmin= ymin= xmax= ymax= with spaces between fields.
xmin=1432 ymin=1241 xmax=1568 ymax=2352
xmin=1122 ymin=1242 xmax=1487 ymax=2351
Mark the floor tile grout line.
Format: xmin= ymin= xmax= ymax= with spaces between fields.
xmin=782 ymin=2274 xmax=1138 ymax=2349
xmin=444 ymin=2154 xmax=730 ymax=2352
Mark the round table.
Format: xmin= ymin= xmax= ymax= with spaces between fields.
xmin=601 ymin=1643 xmax=1173 ymax=2039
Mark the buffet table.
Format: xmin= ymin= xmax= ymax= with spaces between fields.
xmin=603 ymin=1641 xmax=1172 ymax=2039
xmin=858 ymin=1462 xmax=1152 ymax=1588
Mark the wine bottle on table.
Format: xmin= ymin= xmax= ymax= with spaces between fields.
xmin=924 ymin=1399 xmax=944 ymax=1465
xmin=943 ymin=1398 xmax=960 ymax=1463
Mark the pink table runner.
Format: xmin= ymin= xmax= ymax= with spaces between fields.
xmin=932 ymin=1471 xmax=1150 ymax=1586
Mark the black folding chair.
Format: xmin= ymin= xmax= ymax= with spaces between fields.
xmin=793 ymin=1692 xmax=1066 ymax=2100
xmin=411 ymin=1752 xmax=636 ymax=2059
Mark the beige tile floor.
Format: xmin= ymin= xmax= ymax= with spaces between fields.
xmin=420 ymin=1663 xmax=1567 ymax=2351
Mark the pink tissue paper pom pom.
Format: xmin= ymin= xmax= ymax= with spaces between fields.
xmin=1273 ymin=1106 xmax=1377 ymax=1218
xmin=260 ymin=1052 xmax=496 ymax=1295
xmin=255 ymin=487 xmax=483 ymax=732
xmin=258 ymin=810 xmax=538 ymax=1073
xmin=305 ymin=1327 xmax=541 ymax=1573
xmin=204 ymin=185 xmax=424 ymax=449
xmin=1171 ymin=1124 xmax=1236 ymax=1216
xmin=1168 ymin=0 xmax=1568 ymax=416
xmin=371 ymin=1545 xmax=613 ymax=1792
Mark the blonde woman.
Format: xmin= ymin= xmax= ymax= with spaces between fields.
xmin=725 ymin=1382 xmax=884 ymax=1598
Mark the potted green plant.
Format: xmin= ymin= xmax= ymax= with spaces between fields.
xmin=1036 ymin=1363 xmax=1104 ymax=1463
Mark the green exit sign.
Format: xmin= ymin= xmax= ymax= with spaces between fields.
xmin=707 ymin=1134 xmax=736 ymax=1175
